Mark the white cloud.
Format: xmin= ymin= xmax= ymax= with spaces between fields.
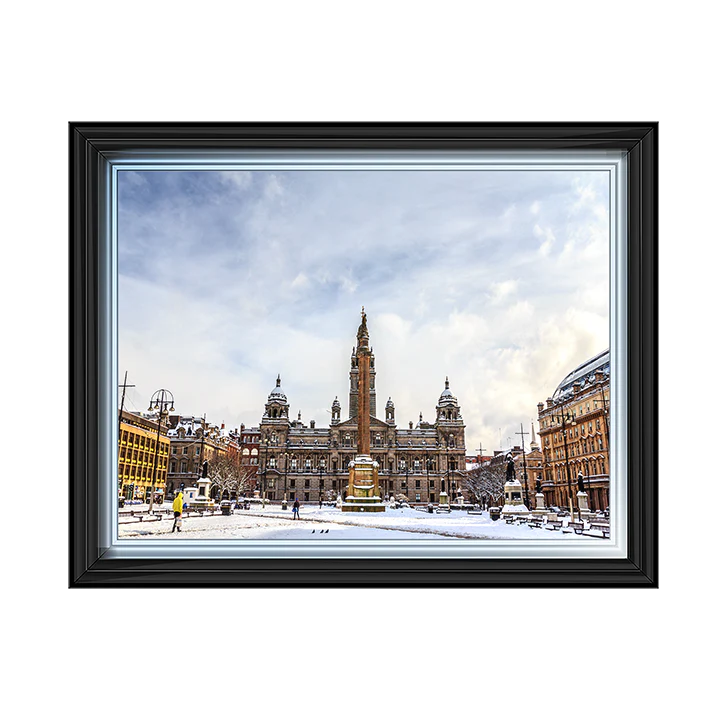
xmin=118 ymin=169 xmax=610 ymax=453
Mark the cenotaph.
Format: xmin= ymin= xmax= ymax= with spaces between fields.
xmin=341 ymin=309 xmax=385 ymax=513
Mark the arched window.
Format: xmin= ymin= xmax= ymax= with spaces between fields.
xmin=290 ymin=457 xmax=297 ymax=470
xmin=269 ymin=456 xmax=277 ymax=469
xmin=242 ymin=448 xmax=250 ymax=456
xmin=272 ymin=409 xmax=278 ymax=418
xmin=414 ymin=458 xmax=420 ymax=470
xmin=305 ymin=457 xmax=312 ymax=470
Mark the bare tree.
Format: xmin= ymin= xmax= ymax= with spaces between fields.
xmin=208 ymin=452 xmax=256 ymax=499
xmin=461 ymin=464 xmax=505 ymax=507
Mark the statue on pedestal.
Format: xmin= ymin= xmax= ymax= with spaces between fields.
xmin=577 ymin=471 xmax=585 ymax=493
xmin=505 ymin=452 xmax=515 ymax=481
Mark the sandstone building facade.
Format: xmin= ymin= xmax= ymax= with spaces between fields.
xmin=537 ymin=349 xmax=611 ymax=511
xmin=258 ymin=318 xmax=467 ymax=504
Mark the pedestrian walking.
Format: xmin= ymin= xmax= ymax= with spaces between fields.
xmin=292 ymin=498 xmax=300 ymax=520
xmin=319 ymin=497 xmax=323 ymax=508
xmin=172 ymin=490 xmax=184 ymax=532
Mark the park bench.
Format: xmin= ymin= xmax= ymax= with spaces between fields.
xmin=527 ymin=519 xmax=543 ymax=528
xmin=139 ymin=513 xmax=163 ymax=522
xmin=505 ymin=517 xmax=516 ymax=524
xmin=467 ymin=510 xmax=483 ymax=515
xmin=589 ymin=523 xmax=610 ymax=538
xmin=435 ymin=507 xmax=451 ymax=514
xmin=545 ymin=520 xmax=563 ymax=531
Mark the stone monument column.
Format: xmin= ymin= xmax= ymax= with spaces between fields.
xmin=357 ymin=308 xmax=371 ymax=457
xmin=342 ymin=308 xmax=385 ymax=512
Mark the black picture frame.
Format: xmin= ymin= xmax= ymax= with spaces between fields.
xmin=70 ymin=122 xmax=658 ymax=587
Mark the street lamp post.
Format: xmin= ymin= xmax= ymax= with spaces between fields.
xmin=594 ymin=382 xmax=611 ymax=481
xmin=283 ymin=448 xmax=290 ymax=505
xmin=319 ymin=457 xmax=324 ymax=505
xmin=260 ymin=435 xmax=270 ymax=508
xmin=515 ymin=424 xmax=530 ymax=508
xmin=425 ymin=456 xmax=431 ymax=503
xmin=551 ymin=404 xmax=576 ymax=510
xmin=147 ymin=389 xmax=175 ymax=516
xmin=584 ymin=459 xmax=592 ymax=510
xmin=595 ymin=382 xmax=610 ymax=447
xmin=197 ymin=413 xmax=207 ymax=479
xmin=404 ymin=457 xmax=409 ymax=501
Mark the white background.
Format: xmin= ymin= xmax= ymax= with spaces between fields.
xmin=1 ymin=2 xmax=716 ymax=722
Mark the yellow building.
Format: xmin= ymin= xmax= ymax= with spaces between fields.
xmin=118 ymin=410 xmax=170 ymax=503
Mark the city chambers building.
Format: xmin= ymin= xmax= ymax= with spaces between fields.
xmin=537 ymin=349 xmax=611 ymax=512
xmin=258 ymin=317 xmax=467 ymax=504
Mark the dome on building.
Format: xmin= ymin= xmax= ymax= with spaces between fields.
xmin=268 ymin=374 xmax=288 ymax=403
xmin=552 ymin=349 xmax=610 ymax=401
xmin=438 ymin=377 xmax=458 ymax=405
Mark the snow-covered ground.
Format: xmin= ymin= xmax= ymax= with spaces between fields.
xmin=118 ymin=504 xmax=610 ymax=541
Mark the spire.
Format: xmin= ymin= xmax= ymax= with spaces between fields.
xmin=445 ymin=376 xmax=450 ymax=389
xmin=276 ymin=374 xmax=281 ymax=387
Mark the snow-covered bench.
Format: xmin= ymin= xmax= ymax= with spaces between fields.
xmin=589 ymin=523 xmax=610 ymax=538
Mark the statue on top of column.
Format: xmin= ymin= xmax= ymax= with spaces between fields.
xmin=357 ymin=306 xmax=369 ymax=347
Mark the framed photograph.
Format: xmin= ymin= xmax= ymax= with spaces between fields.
xmin=70 ymin=123 xmax=657 ymax=587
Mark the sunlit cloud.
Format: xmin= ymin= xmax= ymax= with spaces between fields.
xmin=118 ymin=169 xmax=610 ymax=453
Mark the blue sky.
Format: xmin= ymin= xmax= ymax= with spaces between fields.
xmin=118 ymin=168 xmax=610 ymax=453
